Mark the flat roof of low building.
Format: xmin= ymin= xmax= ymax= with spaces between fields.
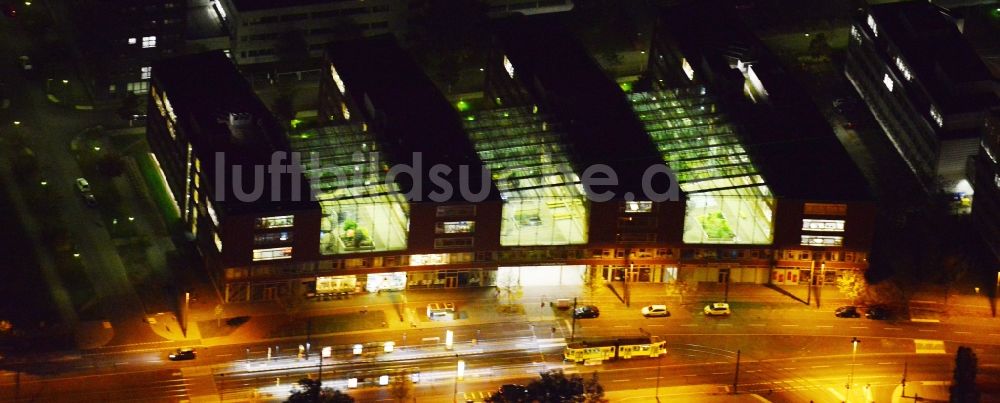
xmin=325 ymin=35 xmax=499 ymax=202
xmin=151 ymin=51 xmax=316 ymax=214
xmin=230 ymin=0 xmax=343 ymax=12
xmin=867 ymin=1 xmax=997 ymax=114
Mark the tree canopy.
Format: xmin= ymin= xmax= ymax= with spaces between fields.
xmin=488 ymin=369 xmax=606 ymax=403
xmin=286 ymin=378 xmax=355 ymax=403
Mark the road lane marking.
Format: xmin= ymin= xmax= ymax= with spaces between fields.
xmin=614 ymin=325 xmax=630 ymax=328
xmin=811 ymin=365 xmax=830 ymax=369
xmin=648 ymin=324 xmax=664 ymax=327
xmin=644 ymin=377 xmax=659 ymax=380
xmin=911 ymin=319 xmax=940 ymax=323
xmin=744 ymin=370 xmax=759 ymax=373
xmin=878 ymin=362 xmax=895 ymax=365
xmin=712 ymin=372 xmax=729 ymax=375
xmin=749 ymin=324 xmax=765 ymax=327
xmin=681 ymin=324 xmax=697 ymax=327
xmin=850 ymin=326 xmax=867 ymax=329
xmin=918 ymin=329 xmax=936 ymax=332
xmin=718 ymin=324 xmax=732 ymax=326
xmin=781 ymin=324 xmax=798 ymax=327
xmin=954 ymin=331 xmax=971 ymax=334
xmin=991 ymin=334 xmax=1000 ymax=337
xmin=682 ymin=374 xmax=697 ymax=377
xmin=612 ymin=379 xmax=629 ymax=382
xmin=216 ymin=354 xmax=232 ymax=357
xmin=816 ymin=325 xmax=833 ymax=328
xmin=884 ymin=327 xmax=901 ymax=330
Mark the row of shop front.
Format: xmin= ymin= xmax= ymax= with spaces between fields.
xmin=306 ymin=264 xmax=853 ymax=295
xmin=223 ymin=264 xmax=857 ymax=302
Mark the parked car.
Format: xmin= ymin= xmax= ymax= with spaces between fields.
xmin=573 ymin=305 xmax=600 ymax=319
xmin=703 ymin=302 xmax=731 ymax=316
xmin=17 ymin=55 xmax=31 ymax=71
xmin=75 ymin=178 xmax=91 ymax=193
xmin=168 ymin=348 xmax=196 ymax=361
xmin=835 ymin=305 xmax=861 ymax=318
xmin=641 ymin=304 xmax=670 ymax=317
xmin=865 ymin=305 xmax=892 ymax=320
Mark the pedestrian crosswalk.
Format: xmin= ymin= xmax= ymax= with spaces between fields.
xmin=914 ymin=339 xmax=946 ymax=354
xmin=462 ymin=390 xmax=493 ymax=402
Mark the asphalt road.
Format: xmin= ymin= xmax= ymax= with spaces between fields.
xmin=0 ymin=1 xmax=161 ymax=345
xmin=5 ymin=301 xmax=1000 ymax=401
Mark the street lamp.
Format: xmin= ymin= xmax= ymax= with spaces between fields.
xmin=846 ymin=337 xmax=860 ymax=402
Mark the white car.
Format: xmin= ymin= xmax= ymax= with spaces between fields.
xmin=641 ymin=304 xmax=670 ymax=317
xmin=703 ymin=302 xmax=731 ymax=316
xmin=75 ymin=178 xmax=91 ymax=193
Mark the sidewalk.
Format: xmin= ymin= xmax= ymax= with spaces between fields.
xmin=604 ymin=385 xmax=771 ymax=402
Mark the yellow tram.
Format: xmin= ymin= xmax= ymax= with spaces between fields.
xmin=563 ymin=336 xmax=666 ymax=364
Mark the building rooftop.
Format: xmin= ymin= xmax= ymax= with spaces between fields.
xmin=151 ymin=51 xmax=315 ymax=214
xmin=867 ymin=1 xmax=997 ymax=114
xmin=230 ymin=0 xmax=340 ymax=12
xmin=493 ymin=16 xmax=672 ymax=200
xmin=655 ymin=2 xmax=871 ymax=202
xmin=326 ymin=35 xmax=499 ymax=203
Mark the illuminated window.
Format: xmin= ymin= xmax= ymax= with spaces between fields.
xmin=409 ymin=254 xmax=449 ymax=266
xmin=624 ymin=201 xmax=653 ymax=213
xmin=205 ymin=196 xmax=219 ymax=226
xmin=436 ymin=205 xmax=476 ymax=218
xmin=894 ymin=57 xmax=912 ymax=81
xmin=503 ymin=55 xmax=514 ymax=79
xmin=211 ymin=0 xmax=227 ymax=20
xmin=681 ymin=58 xmax=694 ymax=81
xmin=850 ymin=26 xmax=860 ymax=42
xmin=253 ymin=247 xmax=293 ymax=261
xmin=802 ymin=219 xmax=845 ymax=232
xmin=108 ymin=84 xmax=116 ymax=94
xmin=141 ymin=66 xmax=151 ymax=80
xmin=867 ymin=14 xmax=878 ymax=37
xmin=254 ymin=231 xmax=292 ymax=244
xmin=256 ymin=215 xmax=294 ymax=229
xmin=330 ymin=64 xmax=345 ymax=93
xmin=803 ymin=203 xmax=847 ymax=216
xmin=214 ymin=233 xmax=222 ymax=251
xmin=929 ymin=105 xmax=943 ymax=127
xmin=435 ymin=221 xmax=475 ymax=234
xmin=995 ymin=174 xmax=1000 ymax=189
xmin=128 ymin=37 xmax=137 ymax=45
xmin=127 ymin=81 xmax=149 ymax=94
xmin=341 ymin=102 xmax=350 ymax=120
xmin=801 ymin=235 xmax=843 ymax=247
xmin=882 ymin=73 xmax=893 ymax=92
xmin=142 ymin=35 xmax=157 ymax=48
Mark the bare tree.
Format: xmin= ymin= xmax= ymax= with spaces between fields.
xmin=390 ymin=371 xmax=413 ymax=403
xmin=495 ymin=270 xmax=523 ymax=313
xmin=837 ymin=271 xmax=867 ymax=303
xmin=665 ymin=280 xmax=691 ymax=306
xmin=581 ymin=268 xmax=603 ymax=304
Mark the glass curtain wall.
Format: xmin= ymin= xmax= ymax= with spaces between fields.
xmin=630 ymin=88 xmax=774 ymax=244
xmin=290 ymin=124 xmax=409 ymax=254
xmin=463 ymin=107 xmax=588 ymax=246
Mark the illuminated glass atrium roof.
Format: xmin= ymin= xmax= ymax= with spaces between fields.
xmin=289 ymin=124 xmax=400 ymax=200
xmin=629 ymin=87 xmax=770 ymax=197
xmin=463 ymin=107 xmax=588 ymax=246
xmin=630 ymin=86 xmax=774 ymax=244
xmin=463 ymin=107 xmax=584 ymax=200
